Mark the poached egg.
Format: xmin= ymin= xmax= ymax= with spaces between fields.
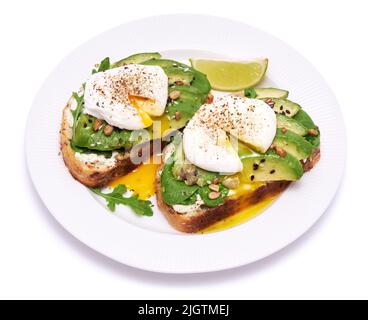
xmin=183 ymin=95 xmax=276 ymax=174
xmin=84 ymin=64 xmax=168 ymax=130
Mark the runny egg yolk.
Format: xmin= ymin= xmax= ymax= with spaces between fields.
xmin=109 ymin=157 xmax=161 ymax=200
xmin=107 ymin=111 xmax=171 ymax=200
xmin=128 ymin=93 xmax=173 ymax=137
xmin=128 ymin=95 xmax=154 ymax=128
xmin=200 ymin=172 xmax=274 ymax=234
xmin=229 ymin=173 xmax=265 ymax=198
xmin=200 ymin=196 xmax=278 ymax=234
xmin=151 ymin=114 xmax=171 ymax=138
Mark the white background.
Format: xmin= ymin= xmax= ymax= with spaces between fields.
xmin=0 ymin=0 xmax=366 ymax=300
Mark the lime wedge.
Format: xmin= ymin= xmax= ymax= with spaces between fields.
xmin=190 ymin=58 xmax=268 ymax=91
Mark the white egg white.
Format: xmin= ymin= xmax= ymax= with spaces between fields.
xmin=183 ymin=95 xmax=276 ymax=174
xmin=84 ymin=64 xmax=168 ymax=130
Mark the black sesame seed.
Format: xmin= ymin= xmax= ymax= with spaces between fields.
xmin=286 ymin=110 xmax=291 ymax=115
xmin=250 ymin=175 xmax=255 ymax=181
xmin=83 ymin=123 xmax=87 ymax=128
xmin=280 ymin=105 xmax=284 ymax=111
xmin=253 ymin=163 xmax=259 ymax=170
xmin=260 ymin=159 xmax=266 ymax=163
xmin=270 ymin=169 xmax=276 ymax=174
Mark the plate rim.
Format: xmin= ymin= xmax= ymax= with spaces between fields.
xmin=25 ymin=14 xmax=346 ymax=274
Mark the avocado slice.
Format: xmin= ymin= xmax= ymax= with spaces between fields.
xmin=170 ymin=84 xmax=207 ymax=99
xmin=272 ymin=128 xmax=314 ymax=160
xmin=305 ymin=133 xmax=320 ymax=148
xmin=276 ymin=114 xmax=308 ymax=136
xmin=241 ymin=150 xmax=304 ymax=182
xmin=143 ymin=59 xmax=211 ymax=94
xmin=142 ymin=59 xmax=186 ymax=68
xmin=263 ymin=98 xmax=301 ymax=117
xmin=293 ymin=109 xmax=320 ymax=148
xmin=237 ymin=141 xmax=256 ymax=159
xmin=142 ymin=59 xmax=195 ymax=85
xmin=293 ymin=109 xmax=315 ymax=128
xmin=254 ymin=88 xmax=289 ymax=99
xmin=72 ymin=114 xmax=136 ymax=151
xmin=191 ymin=70 xmax=212 ymax=94
xmin=112 ymin=52 xmax=161 ymax=68
xmin=167 ymin=86 xmax=206 ymax=129
xmin=142 ymin=58 xmax=211 ymax=129
xmin=164 ymin=66 xmax=194 ymax=85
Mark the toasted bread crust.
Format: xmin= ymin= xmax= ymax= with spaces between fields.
xmin=60 ymin=98 xmax=161 ymax=188
xmin=155 ymin=148 xmax=321 ymax=233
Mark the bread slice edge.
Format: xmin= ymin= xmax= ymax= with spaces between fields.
xmin=155 ymin=148 xmax=321 ymax=233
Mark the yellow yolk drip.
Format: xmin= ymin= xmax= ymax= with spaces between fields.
xmin=227 ymin=172 xmax=265 ymax=197
xmin=151 ymin=114 xmax=172 ymax=137
xmin=229 ymin=180 xmax=265 ymax=198
xmin=128 ymin=95 xmax=154 ymax=128
xmin=200 ymin=172 xmax=280 ymax=234
xmin=107 ymin=112 xmax=171 ymax=201
xmin=200 ymin=196 xmax=279 ymax=234
xmin=109 ymin=158 xmax=160 ymax=200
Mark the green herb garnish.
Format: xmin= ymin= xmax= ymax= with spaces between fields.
xmin=92 ymin=57 xmax=111 ymax=74
xmin=71 ymin=92 xmax=83 ymax=120
xmin=71 ymin=92 xmax=85 ymax=151
xmin=244 ymin=88 xmax=257 ymax=98
xmin=91 ymin=184 xmax=153 ymax=216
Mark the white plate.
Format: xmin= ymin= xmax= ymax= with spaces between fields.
xmin=25 ymin=14 xmax=346 ymax=273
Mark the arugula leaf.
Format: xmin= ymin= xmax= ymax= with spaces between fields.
xmin=244 ymin=88 xmax=257 ymax=98
xmin=92 ymin=57 xmax=111 ymax=74
xmin=71 ymin=92 xmax=85 ymax=151
xmin=71 ymin=92 xmax=83 ymax=120
xmin=91 ymin=184 xmax=153 ymax=216
xmin=98 ymin=57 xmax=111 ymax=72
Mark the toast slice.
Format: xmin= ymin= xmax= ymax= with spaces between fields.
xmin=155 ymin=148 xmax=320 ymax=233
xmin=60 ymin=97 xmax=160 ymax=188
